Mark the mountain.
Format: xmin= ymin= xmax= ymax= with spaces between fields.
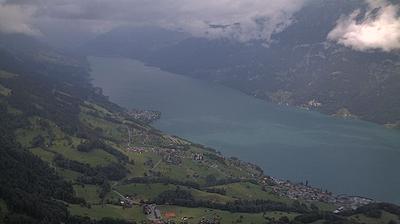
xmin=1 ymin=33 xmax=400 ymax=224
xmin=81 ymin=0 xmax=400 ymax=126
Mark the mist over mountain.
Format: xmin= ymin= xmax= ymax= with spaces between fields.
xmin=81 ymin=0 xmax=400 ymax=125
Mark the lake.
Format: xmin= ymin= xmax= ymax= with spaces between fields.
xmin=89 ymin=56 xmax=400 ymax=204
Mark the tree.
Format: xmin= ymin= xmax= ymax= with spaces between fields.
xmin=205 ymin=174 xmax=217 ymax=186
xmin=31 ymin=135 xmax=45 ymax=148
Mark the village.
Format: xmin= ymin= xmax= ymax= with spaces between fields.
xmin=114 ymin=123 xmax=376 ymax=224
xmin=112 ymin=177 xmax=374 ymax=224
xmin=127 ymin=143 xmax=372 ymax=209
xmin=265 ymin=176 xmax=373 ymax=211
xmin=116 ymin=143 xmax=374 ymax=224
xmin=127 ymin=109 xmax=161 ymax=124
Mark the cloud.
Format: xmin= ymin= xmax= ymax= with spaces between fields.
xmin=0 ymin=2 xmax=39 ymax=36
xmin=21 ymin=0 xmax=306 ymax=43
xmin=156 ymin=0 xmax=307 ymax=42
xmin=328 ymin=0 xmax=400 ymax=52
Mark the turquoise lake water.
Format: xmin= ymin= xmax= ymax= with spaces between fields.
xmin=89 ymin=56 xmax=400 ymax=204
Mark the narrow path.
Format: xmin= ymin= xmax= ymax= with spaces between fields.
xmin=112 ymin=190 xmax=140 ymax=205
xmin=152 ymin=158 xmax=163 ymax=170
xmin=112 ymin=190 xmax=125 ymax=199
xmin=125 ymin=126 xmax=132 ymax=147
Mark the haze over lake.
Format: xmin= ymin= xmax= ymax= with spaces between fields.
xmin=89 ymin=56 xmax=400 ymax=204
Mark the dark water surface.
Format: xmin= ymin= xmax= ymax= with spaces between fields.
xmin=89 ymin=56 xmax=400 ymax=204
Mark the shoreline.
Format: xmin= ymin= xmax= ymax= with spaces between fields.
xmin=89 ymin=55 xmax=400 ymax=206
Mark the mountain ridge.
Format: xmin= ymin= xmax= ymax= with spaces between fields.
xmin=80 ymin=0 xmax=400 ymax=127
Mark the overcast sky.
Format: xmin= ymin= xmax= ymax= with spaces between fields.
xmin=0 ymin=0 xmax=399 ymax=52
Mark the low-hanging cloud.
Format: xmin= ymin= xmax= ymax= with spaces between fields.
xmin=0 ymin=2 xmax=39 ymax=36
xmin=6 ymin=0 xmax=307 ymax=43
xmin=328 ymin=0 xmax=400 ymax=52
xmin=156 ymin=0 xmax=307 ymax=42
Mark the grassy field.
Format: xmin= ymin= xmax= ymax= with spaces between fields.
xmin=6 ymin=105 xmax=22 ymax=115
xmin=348 ymin=211 xmax=400 ymax=224
xmin=15 ymin=119 xmax=49 ymax=148
xmin=211 ymin=182 xmax=290 ymax=203
xmin=57 ymin=146 xmax=117 ymax=167
xmin=0 ymin=70 xmax=17 ymax=79
xmin=158 ymin=205 xmax=298 ymax=224
xmin=81 ymin=102 xmax=114 ymax=118
xmin=128 ymin=146 xmax=260 ymax=185
xmin=69 ymin=204 xmax=147 ymax=222
xmin=15 ymin=117 xmax=119 ymax=167
xmin=114 ymin=183 xmax=233 ymax=203
xmin=0 ymin=200 xmax=8 ymax=224
xmin=0 ymin=84 xmax=11 ymax=96
xmin=14 ymin=103 xmax=261 ymax=186
xmin=308 ymin=201 xmax=336 ymax=212
xmin=29 ymin=147 xmax=55 ymax=163
xmin=56 ymin=168 xmax=81 ymax=181
xmin=190 ymin=188 xmax=234 ymax=204
xmin=69 ymin=203 xmax=300 ymax=224
xmin=74 ymin=185 xmax=102 ymax=204
xmin=80 ymin=112 xmax=126 ymax=143
xmin=115 ymin=183 xmax=176 ymax=201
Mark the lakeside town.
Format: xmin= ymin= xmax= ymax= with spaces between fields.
xmin=265 ymin=176 xmax=373 ymax=212
xmin=118 ymin=142 xmax=375 ymax=223
xmin=118 ymin=107 xmax=376 ymax=223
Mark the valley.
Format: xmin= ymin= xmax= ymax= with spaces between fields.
xmin=1 ymin=0 xmax=400 ymax=222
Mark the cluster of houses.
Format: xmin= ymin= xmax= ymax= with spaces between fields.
xmin=118 ymin=195 xmax=136 ymax=208
xmin=265 ymin=176 xmax=373 ymax=210
xmin=127 ymin=109 xmax=161 ymax=123
xmin=299 ymin=99 xmax=323 ymax=110
xmin=143 ymin=204 xmax=162 ymax=221
xmin=333 ymin=195 xmax=373 ymax=212
xmin=126 ymin=145 xmax=211 ymax=167
xmin=126 ymin=146 xmax=148 ymax=153
xmin=193 ymin=153 xmax=204 ymax=161
xmin=162 ymin=151 xmax=182 ymax=165
xmin=306 ymin=99 xmax=322 ymax=108
xmin=267 ymin=177 xmax=334 ymax=202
